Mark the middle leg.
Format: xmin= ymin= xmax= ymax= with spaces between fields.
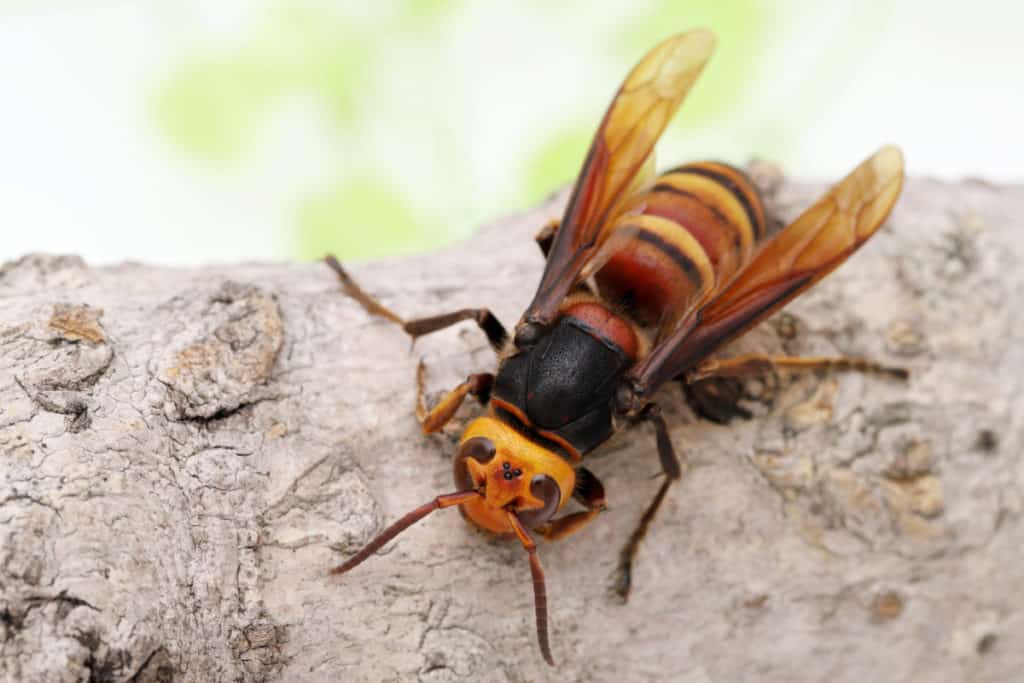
xmin=325 ymin=255 xmax=509 ymax=352
xmin=537 ymin=467 xmax=607 ymax=541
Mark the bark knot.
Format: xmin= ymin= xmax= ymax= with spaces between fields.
xmin=154 ymin=281 xmax=284 ymax=421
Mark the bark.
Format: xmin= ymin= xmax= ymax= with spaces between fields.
xmin=1 ymin=170 xmax=1022 ymax=683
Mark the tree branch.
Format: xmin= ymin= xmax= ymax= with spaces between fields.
xmin=2 ymin=171 xmax=1022 ymax=682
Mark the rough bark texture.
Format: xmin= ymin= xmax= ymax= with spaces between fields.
xmin=1 ymin=171 xmax=1022 ymax=683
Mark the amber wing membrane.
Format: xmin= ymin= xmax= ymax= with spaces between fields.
xmin=628 ymin=145 xmax=905 ymax=396
xmin=522 ymin=29 xmax=716 ymax=328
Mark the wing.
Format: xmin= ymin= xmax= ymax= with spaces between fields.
xmin=627 ymin=145 xmax=905 ymax=397
xmin=520 ymin=30 xmax=716 ymax=330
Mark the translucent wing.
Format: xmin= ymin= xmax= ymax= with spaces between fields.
xmin=521 ymin=30 xmax=716 ymax=329
xmin=628 ymin=146 xmax=905 ymax=396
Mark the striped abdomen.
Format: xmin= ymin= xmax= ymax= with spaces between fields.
xmin=594 ymin=161 xmax=767 ymax=329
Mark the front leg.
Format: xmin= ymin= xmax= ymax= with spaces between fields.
xmin=537 ymin=467 xmax=607 ymax=541
xmin=613 ymin=403 xmax=682 ymax=602
xmin=325 ymin=255 xmax=509 ymax=352
xmin=415 ymin=361 xmax=493 ymax=433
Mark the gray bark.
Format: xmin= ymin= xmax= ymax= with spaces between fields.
xmin=1 ymin=170 xmax=1022 ymax=683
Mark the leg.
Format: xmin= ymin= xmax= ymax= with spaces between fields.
xmin=690 ymin=353 xmax=908 ymax=382
xmin=537 ymin=467 xmax=607 ymax=541
xmin=325 ymin=255 xmax=509 ymax=352
xmin=614 ymin=403 xmax=682 ymax=602
xmin=681 ymin=375 xmax=753 ymax=425
xmin=415 ymin=360 xmax=493 ymax=433
xmin=535 ymin=219 xmax=559 ymax=259
xmin=533 ymin=219 xmax=594 ymax=296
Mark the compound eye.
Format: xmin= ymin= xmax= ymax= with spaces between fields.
xmin=516 ymin=475 xmax=561 ymax=528
xmin=453 ymin=437 xmax=496 ymax=491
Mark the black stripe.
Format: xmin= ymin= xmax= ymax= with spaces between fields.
xmin=650 ymin=183 xmax=733 ymax=229
xmin=634 ymin=228 xmax=705 ymax=290
xmin=669 ymin=164 xmax=763 ymax=238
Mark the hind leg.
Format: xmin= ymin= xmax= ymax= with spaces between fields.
xmin=613 ymin=403 xmax=682 ymax=602
xmin=682 ymin=353 xmax=908 ymax=424
xmin=690 ymin=353 xmax=908 ymax=382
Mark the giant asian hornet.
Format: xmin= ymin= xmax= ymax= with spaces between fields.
xmin=326 ymin=29 xmax=906 ymax=666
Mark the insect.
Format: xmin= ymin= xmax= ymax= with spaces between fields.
xmin=327 ymin=29 xmax=905 ymax=666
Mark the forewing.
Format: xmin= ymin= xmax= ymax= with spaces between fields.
xmin=522 ymin=30 xmax=716 ymax=328
xmin=628 ymin=146 xmax=905 ymax=396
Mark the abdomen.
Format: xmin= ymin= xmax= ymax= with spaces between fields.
xmin=594 ymin=161 xmax=767 ymax=329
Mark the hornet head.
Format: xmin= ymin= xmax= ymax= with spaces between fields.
xmin=328 ymin=416 xmax=577 ymax=666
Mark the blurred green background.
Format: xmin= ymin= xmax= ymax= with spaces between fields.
xmin=3 ymin=1 xmax=1021 ymax=265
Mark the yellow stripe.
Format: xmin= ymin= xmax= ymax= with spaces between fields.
xmin=626 ymin=213 xmax=715 ymax=304
xmin=691 ymin=161 xmax=765 ymax=237
xmin=657 ymin=171 xmax=756 ymax=262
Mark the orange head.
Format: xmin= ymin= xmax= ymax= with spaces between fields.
xmin=453 ymin=417 xmax=576 ymax=535
xmin=327 ymin=415 xmax=577 ymax=666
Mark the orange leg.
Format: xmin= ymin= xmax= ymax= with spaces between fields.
xmin=415 ymin=361 xmax=493 ymax=434
xmin=538 ymin=467 xmax=606 ymax=542
xmin=690 ymin=353 xmax=908 ymax=382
